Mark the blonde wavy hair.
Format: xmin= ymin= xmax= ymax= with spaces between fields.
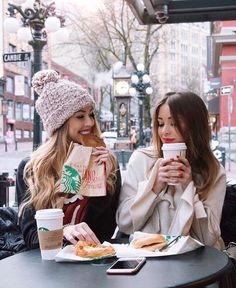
xmin=20 ymin=118 xmax=117 ymax=213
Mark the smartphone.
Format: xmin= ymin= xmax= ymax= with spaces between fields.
xmin=106 ymin=257 xmax=146 ymax=275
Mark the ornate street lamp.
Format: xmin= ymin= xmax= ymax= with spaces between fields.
xmin=130 ymin=64 xmax=153 ymax=147
xmin=4 ymin=0 xmax=68 ymax=149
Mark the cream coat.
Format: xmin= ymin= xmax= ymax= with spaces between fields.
xmin=116 ymin=146 xmax=226 ymax=250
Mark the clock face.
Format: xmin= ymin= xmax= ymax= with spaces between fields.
xmin=115 ymin=80 xmax=130 ymax=95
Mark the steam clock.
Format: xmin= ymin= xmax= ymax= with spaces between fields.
xmin=113 ymin=65 xmax=132 ymax=149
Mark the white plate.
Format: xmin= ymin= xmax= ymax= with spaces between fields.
xmin=55 ymin=245 xmax=116 ymax=262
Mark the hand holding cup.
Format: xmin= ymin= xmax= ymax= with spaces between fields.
xmin=161 ymin=143 xmax=187 ymax=186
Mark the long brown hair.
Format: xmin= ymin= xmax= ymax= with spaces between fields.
xmin=20 ymin=117 xmax=117 ymax=212
xmin=152 ymin=91 xmax=219 ymax=199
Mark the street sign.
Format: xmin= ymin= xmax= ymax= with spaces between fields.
xmin=220 ymin=85 xmax=233 ymax=95
xmin=2 ymin=52 xmax=31 ymax=63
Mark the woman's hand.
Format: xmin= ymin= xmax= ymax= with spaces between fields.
xmin=153 ymin=157 xmax=192 ymax=193
xmin=166 ymin=156 xmax=192 ymax=190
xmin=153 ymin=158 xmax=173 ymax=194
xmin=92 ymin=146 xmax=113 ymax=176
xmin=63 ymin=222 xmax=100 ymax=245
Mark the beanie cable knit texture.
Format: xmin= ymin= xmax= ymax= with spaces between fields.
xmin=32 ymin=70 xmax=95 ymax=136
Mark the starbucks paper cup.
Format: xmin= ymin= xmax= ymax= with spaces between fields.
xmin=162 ymin=143 xmax=187 ymax=159
xmin=35 ymin=209 xmax=64 ymax=260
xmin=162 ymin=143 xmax=187 ymax=185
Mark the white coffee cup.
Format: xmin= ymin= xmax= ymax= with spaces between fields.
xmin=162 ymin=143 xmax=187 ymax=185
xmin=162 ymin=143 xmax=187 ymax=159
xmin=35 ymin=208 xmax=64 ymax=260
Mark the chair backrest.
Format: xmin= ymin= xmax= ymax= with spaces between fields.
xmin=220 ymin=183 xmax=236 ymax=246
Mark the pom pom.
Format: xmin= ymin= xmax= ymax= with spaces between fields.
xmin=32 ymin=69 xmax=60 ymax=94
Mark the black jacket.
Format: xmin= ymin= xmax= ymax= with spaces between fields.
xmin=16 ymin=157 xmax=121 ymax=249
xmin=0 ymin=207 xmax=26 ymax=259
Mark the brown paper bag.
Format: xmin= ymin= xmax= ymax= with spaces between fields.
xmin=60 ymin=143 xmax=106 ymax=196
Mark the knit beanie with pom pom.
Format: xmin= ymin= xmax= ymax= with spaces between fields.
xmin=32 ymin=69 xmax=95 ymax=136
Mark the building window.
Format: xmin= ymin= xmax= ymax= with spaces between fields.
xmin=15 ymin=103 xmax=22 ymax=120
xmin=23 ymin=130 xmax=30 ymax=138
xmin=24 ymin=81 xmax=30 ymax=97
xmin=14 ymin=75 xmax=25 ymax=96
xmin=192 ymin=47 xmax=199 ymax=54
xmin=23 ymin=104 xmax=30 ymax=120
xmin=170 ymin=53 xmax=175 ymax=61
xmin=181 ymin=77 xmax=187 ymax=87
xmin=31 ymin=106 xmax=34 ymax=121
xmin=6 ymin=77 xmax=14 ymax=93
xmin=15 ymin=129 xmax=22 ymax=139
xmin=7 ymin=100 xmax=14 ymax=119
xmin=170 ymin=41 xmax=175 ymax=50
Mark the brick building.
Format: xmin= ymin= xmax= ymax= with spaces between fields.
xmin=209 ymin=21 xmax=236 ymax=130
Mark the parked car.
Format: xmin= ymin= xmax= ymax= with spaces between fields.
xmin=102 ymin=131 xmax=117 ymax=149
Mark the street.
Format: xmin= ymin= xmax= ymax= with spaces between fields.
xmin=0 ymin=141 xmax=235 ymax=206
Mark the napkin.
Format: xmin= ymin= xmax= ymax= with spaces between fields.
xmin=108 ymin=232 xmax=204 ymax=258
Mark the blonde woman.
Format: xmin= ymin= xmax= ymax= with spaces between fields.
xmin=17 ymin=70 xmax=121 ymax=249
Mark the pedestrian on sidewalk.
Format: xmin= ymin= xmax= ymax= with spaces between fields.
xmin=17 ymin=69 xmax=121 ymax=249
xmin=144 ymin=126 xmax=152 ymax=147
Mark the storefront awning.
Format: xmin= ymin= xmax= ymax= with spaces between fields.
xmin=126 ymin=0 xmax=236 ymax=25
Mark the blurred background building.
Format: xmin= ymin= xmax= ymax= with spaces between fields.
xmin=0 ymin=0 xmax=235 ymax=158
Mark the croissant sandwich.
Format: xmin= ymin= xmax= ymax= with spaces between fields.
xmin=131 ymin=234 xmax=166 ymax=252
xmin=75 ymin=241 xmax=116 ymax=258
xmin=78 ymin=134 xmax=106 ymax=148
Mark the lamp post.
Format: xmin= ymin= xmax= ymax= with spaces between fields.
xmin=130 ymin=64 xmax=153 ymax=147
xmin=4 ymin=0 xmax=68 ymax=149
xmin=0 ymin=78 xmax=7 ymax=141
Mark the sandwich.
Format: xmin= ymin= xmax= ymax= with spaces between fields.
xmin=131 ymin=234 xmax=167 ymax=251
xmin=78 ymin=134 xmax=106 ymax=148
xmin=75 ymin=241 xmax=116 ymax=258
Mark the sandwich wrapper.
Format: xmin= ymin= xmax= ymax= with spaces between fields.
xmin=60 ymin=143 xmax=106 ymax=197
xmin=55 ymin=245 xmax=114 ymax=262
xmin=109 ymin=232 xmax=204 ymax=258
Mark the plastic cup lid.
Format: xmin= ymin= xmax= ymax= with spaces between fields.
xmin=35 ymin=208 xmax=64 ymax=220
xmin=162 ymin=143 xmax=187 ymax=150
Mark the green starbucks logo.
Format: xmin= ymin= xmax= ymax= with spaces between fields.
xmin=61 ymin=165 xmax=81 ymax=194
xmin=38 ymin=227 xmax=49 ymax=231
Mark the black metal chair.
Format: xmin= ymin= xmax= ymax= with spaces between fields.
xmin=219 ymin=182 xmax=236 ymax=288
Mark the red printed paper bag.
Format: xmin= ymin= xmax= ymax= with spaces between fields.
xmin=60 ymin=143 xmax=106 ymax=196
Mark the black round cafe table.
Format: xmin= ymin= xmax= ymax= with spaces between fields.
xmin=0 ymin=246 xmax=233 ymax=288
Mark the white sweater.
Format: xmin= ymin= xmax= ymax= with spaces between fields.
xmin=116 ymin=146 xmax=226 ymax=250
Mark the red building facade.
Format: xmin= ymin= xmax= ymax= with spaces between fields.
xmin=211 ymin=21 xmax=236 ymax=129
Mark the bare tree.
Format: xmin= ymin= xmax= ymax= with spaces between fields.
xmin=53 ymin=0 xmax=163 ymax=127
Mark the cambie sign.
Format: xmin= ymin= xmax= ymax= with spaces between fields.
xmin=2 ymin=52 xmax=31 ymax=63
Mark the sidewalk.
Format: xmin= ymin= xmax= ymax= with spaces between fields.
xmin=0 ymin=141 xmax=33 ymax=153
xmin=0 ymin=141 xmax=32 ymax=176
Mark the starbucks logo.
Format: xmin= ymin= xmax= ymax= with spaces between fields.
xmin=38 ymin=227 xmax=49 ymax=231
xmin=61 ymin=165 xmax=81 ymax=194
